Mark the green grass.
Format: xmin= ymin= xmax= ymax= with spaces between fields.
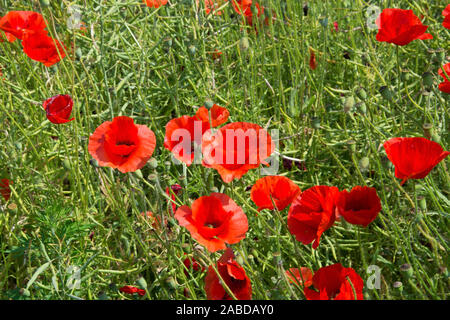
xmin=0 ymin=0 xmax=449 ymax=300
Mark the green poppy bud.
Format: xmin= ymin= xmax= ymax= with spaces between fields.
xmin=239 ymin=37 xmax=249 ymax=51
xmin=357 ymin=102 xmax=367 ymax=114
xmin=359 ymin=157 xmax=370 ymax=171
xmin=356 ymin=88 xmax=367 ymax=100
xmin=149 ymin=158 xmax=158 ymax=169
xmin=137 ymin=277 xmax=147 ymax=290
xmin=379 ymin=86 xmax=393 ymax=100
xmin=343 ymin=96 xmax=355 ymax=113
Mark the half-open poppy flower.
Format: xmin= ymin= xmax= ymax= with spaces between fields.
xmin=119 ymin=285 xmax=146 ymax=297
xmin=383 ymin=137 xmax=450 ymax=185
xmin=22 ymin=32 xmax=66 ymax=67
xmin=88 ymin=116 xmax=156 ymax=173
xmin=443 ymin=4 xmax=450 ymax=29
xmin=202 ymin=122 xmax=275 ymax=183
xmin=309 ymin=48 xmax=317 ymax=70
xmin=143 ymin=0 xmax=168 ymax=8
xmin=164 ymin=116 xmax=210 ymax=166
xmin=438 ymin=63 xmax=450 ymax=94
xmin=0 ymin=11 xmax=47 ymax=42
xmin=205 ymin=248 xmax=252 ymax=300
xmin=336 ymin=186 xmax=381 ymax=227
xmin=285 ymin=267 xmax=313 ymax=288
xmin=250 ymin=176 xmax=301 ymax=212
xmin=304 ymin=263 xmax=364 ymax=300
xmin=183 ymin=253 xmax=205 ymax=276
xmin=174 ymin=193 xmax=248 ymax=252
xmin=375 ymin=8 xmax=432 ymax=46
xmin=0 ymin=179 xmax=12 ymax=201
xmin=287 ymin=186 xmax=340 ymax=249
xmin=195 ymin=104 xmax=229 ymax=128
xmin=42 ymin=94 xmax=74 ymax=124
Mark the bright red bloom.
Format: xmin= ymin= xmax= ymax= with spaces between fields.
xmin=197 ymin=0 xmax=228 ymax=15
xmin=0 ymin=179 xmax=12 ymax=201
xmin=183 ymin=254 xmax=205 ymax=276
xmin=0 ymin=11 xmax=47 ymax=42
xmin=42 ymin=94 xmax=74 ymax=124
xmin=336 ymin=186 xmax=381 ymax=227
xmin=22 ymin=32 xmax=66 ymax=67
xmin=119 ymin=285 xmax=146 ymax=297
xmin=164 ymin=115 xmax=210 ymax=166
xmin=333 ymin=21 xmax=339 ymax=32
xmin=438 ymin=63 xmax=450 ymax=94
xmin=232 ymin=0 xmax=264 ymax=26
xmin=175 ymin=193 xmax=248 ymax=252
xmin=88 ymin=116 xmax=156 ymax=173
xmin=375 ymin=9 xmax=432 ymax=46
xmin=285 ymin=267 xmax=313 ymax=288
xmin=195 ymin=104 xmax=229 ymax=128
xmin=309 ymin=48 xmax=317 ymax=70
xmin=202 ymin=122 xmax=275 ymax=183
xmin=383 ymin=137 xmax=450 ymax=185
xmin=443 ymin=5 xmax=450 ymax=29
xmin=287 ymin=186 xmax=340 ymax=249
xmin=143 ymin=0 xmax=168 ymax=8
xmin=205 ymin=248 xmax=252 ymax=300
xmin=250 ymin=176 xmax=301 ymax=212
xmin=304 ymin=263 xmax=364 ymax=300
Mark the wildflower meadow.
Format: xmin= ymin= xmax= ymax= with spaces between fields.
xmin=0 ymin=0 xmax=449 ymax=302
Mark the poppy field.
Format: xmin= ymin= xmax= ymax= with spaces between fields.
xmin=0 ymin=0 xmax=449 ymax=301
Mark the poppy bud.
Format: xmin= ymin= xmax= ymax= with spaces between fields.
xmin=379 ymin=86 xmax=393 ymax=100
xmin=41 ymin=0 xmax=50 ymax=7
xmin=204 ymin=99 xmax=214 ymax=109
xmin=418 ymin=197 xmax=427 ymax=211
xmin=19 ymin=288 xmax=30 ymax=297
xmin=188 ymin=45 xmax=196 ymax=56
xmin=137 ymin=277 xmax=147 ymax=290
xmin=89 ymin=159 xmax=99 ymax=167
xmin=135 ymin=169 xmax=143 ymax=179
xmin=210 ymin=187 xmax=219 ymax=193
xmin=63 ymin=159 xmax=71 ymax=170
xmin=303 ymin=3 xmax=308 ymax=16
xmin=357 ymin=102 xmax=367 ymax=114
xmin=359 ymin=157 xmax=370 ymax=171
xmin=400 ymin=263 xmax=413 ymax=279
xmin=356 ymin=88 xmax=367 ymax=100
xmin=343 ymin=96 xmax=355 ymax=113
xmin=148 ymin=158 xmax=158 ymax=169
xmin=311 ymin=117 xmax=321 ymax=129
xmin=422 ymin=123 xmax=433 ymax=140
xmin=239 ymin=37 xmax=249 ymax=51
xmin=236 ymin=255 xmax=244 ymax=265
xmin=422 ymin=72 xmax=434 ymax=87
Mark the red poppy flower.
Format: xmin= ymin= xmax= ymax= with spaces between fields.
xmin=88 ymin=116 xmax=156 ymax=173
xmin=438 ymin=63 xmax=450 ymax=94
xmin=336 ymin=186 xmax=381 ymax=227
xmin=143 ymin=0 xmax=168 ymax=8
xmin=0 ymin=11 xmax=47 ymax=42
xmin=166 ymin=184 xmax=182 ymax=214
xmin=375 ymin=9 xmax=432 ymax=46
xmin=333 ymin=21 xmax=339 ymax=32
xmin=22 ymin=32 xmax=66 ymax=67
xmin=309 ymin=48 xmax=317 ymax=70
xmin=383 ymin=137 xmax=450 ymax=185
xmin=250 ymin=176 xmax=301 ymax=212
xmin=174 ymin=193 xmax=248 ymax=252
xmin=164 ymin=115 xmax=210 ymax=166
xmin=197 ymin=0 xmax=228 ymax=15
xmin=195 ymin=104 xmax=229 ymax=128
xmin=205 ymin=248 xmax=252 ymax=300
xmin=287 ymin=186 xmax=340 ymax=249
xmin=232 ymin=0 xmax=264 ymax=26
xmin=0 ymin=179 xmax=12 ymax=201
xmin=202 ymin=122 xmax=275 ymax=183
xmin=443 ymin=4 xmax=450 ymax=29
xmin=119 ymin=285 xmax=146 ymax=297
xmin=304 ymin=263 xmax=364 ymax=300
xmin=285 ymin=267 xmax=313 ymax=288
xmin=183 ymin=253 xmax=205 ymax=276
xmin=42 ymin=94 xmax=74 ymax=124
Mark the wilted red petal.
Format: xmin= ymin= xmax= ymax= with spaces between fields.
xmin=0 ymin=179 xmax=12 ymax=201
xmin=309 ymin=48 xmax=317 ymax=70
xmin=286 ymin=267 xmax=313 ymax=288
xmin=119 ymin=285 xmax=146 ymax=296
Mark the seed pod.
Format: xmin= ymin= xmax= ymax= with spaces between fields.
xmin=419 ymin=197 xmax=427 ymax=211
xmin=343 ymin=96 xmax=355 ymax=113
xmin=422 ymin=123 xmax=433 ymax=140
xmin=393 ymin=281 xmax=403 ymax=291
xmin=400 ymin=264 xmax=413 ymax=279
xmin=359 ymin=157 xmax=370 ymax=171
xmin=148 ymin=173 xmax=158 ymax=182
xmin=356 ymin=88 xmax=367 ymax=100
xmin=204 ymin=99 xmax=214 ymax=109
xmin=137 ymin=277 xmax=147 ymax=290
xmin=239 ymin=37 xmax=249 ymax=51
xmin=149 ymin=158 xmax=158 ymax=169
xmin=357 ymin=102 xmax=367 ymax=114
